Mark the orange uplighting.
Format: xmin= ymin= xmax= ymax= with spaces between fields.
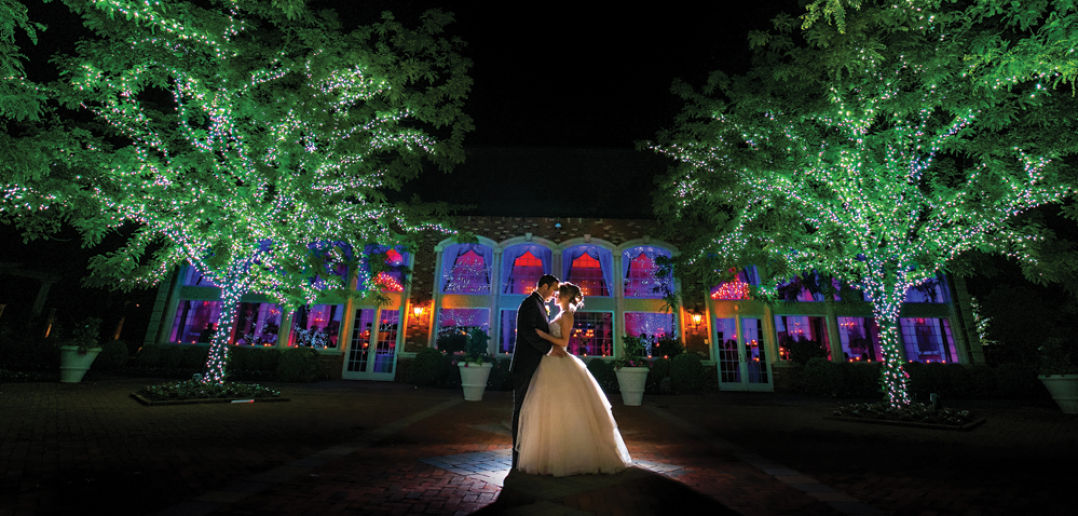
xmin=691 ymin=313 xmax=703 ymax=326
xmin=412 ymin=304 xmax=425 ymax=317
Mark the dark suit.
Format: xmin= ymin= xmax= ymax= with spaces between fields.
xmin=508 ymin=291 xmax=552 ymax=469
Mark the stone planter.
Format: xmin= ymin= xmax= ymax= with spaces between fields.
xmin=60 ymin=345 xmax=102 ymax=383
xmin=615 ymin=366 xmax=649 ymax=406
xmin=1038 ymin=374 xmax=1078 ymax=414
xmin=459 ymin=362 xmax=493 ymax=401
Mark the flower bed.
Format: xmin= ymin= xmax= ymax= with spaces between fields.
xmin=828 ymin=401 xmax=984 ymax=430
xmin=132 ymin=379 xmax=287 ymax=406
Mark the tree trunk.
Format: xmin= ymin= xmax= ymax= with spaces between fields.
xmin=874 ymin=315 xmax=911 ymax=407
xmin=201 ymin=283 xmax=246 ymax=384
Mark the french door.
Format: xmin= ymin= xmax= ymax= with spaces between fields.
xmin=714 ymin=316 xmax=773 ymax=391
xmin=342 ymin=307 xmax=400 ymax=380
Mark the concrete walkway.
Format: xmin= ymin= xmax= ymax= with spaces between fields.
xmin=1 ymin=377 xmax=1074 ymax=515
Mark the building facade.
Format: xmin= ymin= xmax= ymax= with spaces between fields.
xmin=142 ymin=216 xmax=983 ymax=390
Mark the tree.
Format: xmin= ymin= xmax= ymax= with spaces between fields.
xmin=649 ymin=1 xmax=1078 ymax=406
xmin=10 ymin=0 xmax=471 ymax=383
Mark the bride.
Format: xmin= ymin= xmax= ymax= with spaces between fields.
xmin=515 ymin=282 xmax=632 ymax=476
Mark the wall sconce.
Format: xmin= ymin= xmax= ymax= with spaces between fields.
xmin=691 ymin=312 xmax=703 ymax=329
xmin=411 ymin=303 xmax=426 ymax=318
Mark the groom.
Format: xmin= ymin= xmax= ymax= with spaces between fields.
xmin=509 ymin=273 xmax=559 ymax=470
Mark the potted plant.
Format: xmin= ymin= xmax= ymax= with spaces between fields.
xmin=614 ymin=336 xmax=650 ymax=406
xmin=457 ymin=328 xmax=493 ymax=401
xmin=59 ymin=317 xmax=103 ymax=383
xmin=1037 ymin=337 xmax=1078 ymax=414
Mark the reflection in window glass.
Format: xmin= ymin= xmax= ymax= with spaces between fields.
xmin=901 ymin=317 xmax=958 ymax=363
xmin=715 ymin=317 xmax=739 ymax=383
xmin=567 ymin=312 xmax=613 ymax=356
xmin=624 ymin=312 xmax=675 ymax=356
xmin=170 ymin=300 xmax=223 ymax=344
xmin=563 ymin=245 xmax=612 ymax=297
xmin=347 ymin=309 xmax=377 ymax=373
xmin=502 ymin=244 xmax=551 ymax=295
xmin=289 ymin=304 xmax=344 ymax=349
xmin=180 ymin=266 xmax=219 ymax=287
xmin=361 ymin=245 xmax=409 ymax=293
xmin=836 ymin=316 xmax=882 ymax=362
xmin=441 ymin=243 xmax=492 ymax=294
xmin=711 ymin=267 xmax=759 ymax=300
xmin=436 ymin=308 xmax=490 ymax=352
xmin=500 ymin=309 xmax=518 ymax=354
xmin=372 ymin=310 xmax=399 ymax=374
xmin=232 ymin=302 xmax=282 ymax=347
xmin=622 ymin=246 xmax=672 ymax=298
xmin=742 ymin=318 xmax=768 ymax=383
xmin=776 ymin=273 xmax=825 ymax=302
xmin=774 ymin=315 xmax=830 ymax=361
xmin=904 ymin=277 xmax=950 ymax=303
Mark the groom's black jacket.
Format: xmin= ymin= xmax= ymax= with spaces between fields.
xmin=508 ymin=291 xmax=552 ymax=388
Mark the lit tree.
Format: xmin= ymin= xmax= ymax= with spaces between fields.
xmin=14 ymin=0 xmax=472 ymax=383
xmin=650 ymin=1 xmax=1078 ymax=407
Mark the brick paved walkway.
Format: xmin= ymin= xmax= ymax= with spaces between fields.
xmin=3 ymin=377 xmax=1075 ymax=515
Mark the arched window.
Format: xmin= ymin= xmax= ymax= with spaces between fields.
xmin=622 ymin=246 xmax=672 ymax=298
xmin=502 ymin=243 xmax=552 ymax=294
xmin=440 ymin=243 xmax=493 ymax=295
xmin=710 ymin=267 xmax=759 ymax=300
xmin=563 ymin=245 xmax=613 ymax=297
xmin=179 ymin=266 xmax=219 ymax=287
xmin=361 ymin=245 xmax=409 ymax=293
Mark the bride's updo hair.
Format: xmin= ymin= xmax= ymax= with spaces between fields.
xmin=558 ymin=282 xmax=584 ymax=312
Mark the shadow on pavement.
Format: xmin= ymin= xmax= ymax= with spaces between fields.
xmin=473 ymin=466 xmax=739 ymax=515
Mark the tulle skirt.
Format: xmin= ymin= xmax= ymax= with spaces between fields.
xmin=516 ymin=353 xmax=632 ymax=476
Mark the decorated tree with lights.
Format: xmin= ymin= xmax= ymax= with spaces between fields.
xmin=17 ymin=0 xmax=473 ymax=383
xmin=651 ymin=1 xmax=1078 ymax=406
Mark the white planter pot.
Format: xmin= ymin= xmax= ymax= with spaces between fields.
xmin=459 ymin=362 xmax=493 ymax=401
xmin=1039 ymin=374 xmax=1078 ymax=414
xmin=60 ymin=345 xmax=102 ymax=383
xmin=615 ymin=366 xmax=650 ymax=406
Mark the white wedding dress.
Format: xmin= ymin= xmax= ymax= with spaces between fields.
xmin=516 ymin=316 xmax=632 ymax=476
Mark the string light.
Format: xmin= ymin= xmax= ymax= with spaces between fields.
xmin=651 ymin=1 xmax=1075 ymax=407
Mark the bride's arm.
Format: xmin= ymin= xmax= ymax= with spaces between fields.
xmin=535 ymin=314 xmax=573 ymax=349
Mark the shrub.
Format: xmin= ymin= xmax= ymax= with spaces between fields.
xmin=134 ymin=345 xmax=164 ymax=368
xmin=646 ymin=358 xmax=671 ymax=394
xmin=486 ymin=357 xmax=512 ymax=390
xmin=652 ymin=337 xmax=684 ymax=359
xmin=0 ymin=325 xmax=58 ymax=371
xmin=802 ymin=357 xmax=843 ymax=396
xmin=411 ymin=347 xmax=450 ymax=386
xmin=93 ymin=340 xmax=130 ymax=371
xmin=436 ymin=329 xmax=468 ymax=353
xmin=586 ymin=358 xmax=618 ymax=394
xmin=994 ymin=362 xmax=1042 ymax=399
xmin=842 ymin=362 xmax=883 ymax=398
xmin=276 ymin=347 xmax=321 ymax=382
xmin=788 ymin=339 xmax=828 ymax=365
xmin=669 ymin=353 xmax=706 ymax=393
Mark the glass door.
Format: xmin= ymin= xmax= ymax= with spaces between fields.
xmin=713 ymin=316 xmax=774 ymax=391
xmin=343 ymin=307 xmax=399 ymax=380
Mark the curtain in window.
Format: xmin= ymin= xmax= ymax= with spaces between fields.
xmin=441 ymin=243 xmax=493 ymax=294
xmin=621 ymin=246 xmax=672 ymax=298
xmin=501 ymin=244 xmax=552 ymax=294
xmin=562 ymin=245 xmax=613 ymax=297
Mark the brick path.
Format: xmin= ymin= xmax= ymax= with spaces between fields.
xmin=3 ymin=377 xmax=1074 ymax=515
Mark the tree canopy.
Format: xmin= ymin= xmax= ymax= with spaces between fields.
xmin=650 ymin=0 xmax=1078 ymax=406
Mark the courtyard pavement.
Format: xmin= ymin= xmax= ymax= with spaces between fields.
xmin=1 ymin=376 xmax=1075 ymax=515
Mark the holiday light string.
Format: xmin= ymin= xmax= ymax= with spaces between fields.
xmin=652 ymin=2 xmax=1076 ymax=407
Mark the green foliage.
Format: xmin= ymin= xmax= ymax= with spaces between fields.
xmin=1037 ymin=337 xmax=1078 ymax=375
xmin=652 ymin=336 xmax=683 ymax=359
xmin=615 ymin=335 xmax=649 ymax=368
xmin=586 ymin=358 xmax=619 ymax=394
xmin=788 ymin=338 xmax=829 ymax=365
xmin=646 ymin=357 xmax=671 ymax=394
xmin=66 ymin=317 xmax=102 ymax=352
xmin=138 ymin=379 xmax=280 ymax=401
xmin=436 ymin=328 xmax=468 ymax=353
xmin=669 ymin=353 xmax=707 ymax=393
xmin=802 ymin=358 xmax=882 ymax=398
xmin=463 ymin=327 xmax=491 ymax=364
xmin=650 ymin=1 xmax=1078 ymax=406
xmin=93 ymin=339 xmax=130 ymax=371
xmin=276 ymin=347 xmax=322 ymax=382
xmin=410 ymin=347 xmax=451 ymax=387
